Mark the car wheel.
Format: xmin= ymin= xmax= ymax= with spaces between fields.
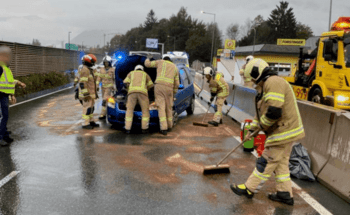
xmin=310 ymin=88 xmax=324 ymax=104
xmin=173 ymin=110 xmax=179 ymax=127
xmin=186 ymin=96 xmax=195 ymax=115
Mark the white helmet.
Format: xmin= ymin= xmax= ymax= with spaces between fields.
xmin=103 ymin=55 xmax=112 ymax=63
xmin=135 ymin=65 xmax=144 ymax=71
xmin=244 ymin=58 xmax=269 ymax=84
xmin=246 ymin=55 xmax=254 ymax=63
xmin=203 ymin=67 xmax=214 ymax=76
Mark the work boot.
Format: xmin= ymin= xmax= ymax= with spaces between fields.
xmin=230 ymin=184 xmax=254 ymax=199
xmin=168 ymin=128 xmax=172 ymax=132
xmin=142 ymin=129 xmax=149 ymax=134
xmin=160 ymin=130 xmax=167 ymax=135
xmin=90 ymin=122 xmax=100 ymax=127
xmin=208 ymin=121 xmax=219 ymax=127
xmin=125 ymin=130 xmax=131 ymax=134
xmin=82 ymin=125 xmax=94 ymax=129
xmin=3 ymin=136 xmax=14 ymax=144
xmin=220 ymin=119 xmax=223 ymax=124
xmin=99 ymin=116 xmax=106 ymax=120
xmin=268 ymin=192 xmax=294 ymax=205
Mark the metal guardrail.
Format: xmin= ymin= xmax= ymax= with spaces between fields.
xmin=191 ymin=69 xmax=350 ymax=203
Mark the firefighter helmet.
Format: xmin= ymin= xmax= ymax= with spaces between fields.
xmin=246 ymin=55 xmax=254 ymax=63
xmin=203 ymin=67 xmax=214 ymax=76
xmin=244 ymin=58 xmax=269 ymax=84
xmin=82 ymin=54 xmax=97 ymax=65
xmin=135 ymin=65 xmax=144 ymax=71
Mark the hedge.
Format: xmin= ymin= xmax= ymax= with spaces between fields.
xmin=14 ymin=71 xmax=74 ymax=98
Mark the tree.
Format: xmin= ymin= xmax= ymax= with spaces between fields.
xmin=268 ymin=1 xmax=297 ymax=43
xmin=226 ymin=23 xmax=240 ymax=40
xmin=144 ymin=9 xmax=158 ymax=32
xmin=296 ymin=22 xmax=314 ymax=39
xmin=32 ymin=39 xmax=41 ymax=46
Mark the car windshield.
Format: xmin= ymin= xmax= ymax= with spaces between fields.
xmin=345 ymin=44 xmax=350 ymax=68
xmin=172 ymin=57 xmax=188 ymax=65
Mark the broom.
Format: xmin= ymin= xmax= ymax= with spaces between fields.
xmin=192 ymin=100 xmax=213 ymax=127
xmin=203 ymin=129 xmax=260 ymax=174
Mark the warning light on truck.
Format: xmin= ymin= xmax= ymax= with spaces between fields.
xmin=331 ymin=17 xmax=350 ymax=31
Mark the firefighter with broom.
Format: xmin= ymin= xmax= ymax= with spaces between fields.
xmin=229 ymin=58 xmax=305 ymax=206
xmin=203 ymin=67 xmax=229 ymax=127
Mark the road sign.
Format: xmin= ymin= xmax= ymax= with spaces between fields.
xmin=65 ymin=43 xmax=79 ymax=50
xmin=225 ymin=39 xmax=236 ymax=50
xmin=277 ymin=39 xmax=305 ymax=46
xmin=146 ymin=38 xmax=158 ymax=49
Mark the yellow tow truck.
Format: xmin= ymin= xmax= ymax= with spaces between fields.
xmin=284 ymin=17 xmax=350 ymax=109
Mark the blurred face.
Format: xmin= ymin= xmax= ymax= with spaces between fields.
xmin=104 ymin=61 xmax=109 ymax=67
xmin=0 ymin=53 xmax=11 ymax=66
xmin=205 ymin=74 xmax=211 ymax=80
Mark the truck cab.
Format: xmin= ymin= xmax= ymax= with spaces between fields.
xmin=286 ymin=17 xmax=350 ymax=109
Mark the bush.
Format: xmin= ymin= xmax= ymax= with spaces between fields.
xmin=14 ymin=71 xmax=71 ymax=97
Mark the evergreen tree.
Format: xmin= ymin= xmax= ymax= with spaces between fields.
xmin=268 ymin=1 xmax=297 ymax=43
xmin=144 ymin=9 xmax=158 ymax=32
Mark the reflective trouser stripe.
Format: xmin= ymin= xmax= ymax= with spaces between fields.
xmin=275 ymin=174 xmax=291 ymax=183
xmin=82 ymin=115 xmax=89 ymax=120
xmin=160 ymin=117 xmax=166 ymax=122
xmin=213 ymin=97 xmax=226 ymax=123
xmin=142 ymin=117 xmax=149 ymax=121
xmin=125 ymin=117 xmax=132 ymax=121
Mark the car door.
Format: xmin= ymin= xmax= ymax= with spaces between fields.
xmin=174 ymin=67 xmax=188 ymax=113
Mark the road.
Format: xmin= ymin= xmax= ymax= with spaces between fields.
xmin=1 ymin=88 xmax=349 ymax=215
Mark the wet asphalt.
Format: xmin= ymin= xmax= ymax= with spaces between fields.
xmin=1 ymin=87 xmax=349 ymax=215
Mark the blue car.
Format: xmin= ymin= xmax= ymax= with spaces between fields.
xmin=106 ymin=55 xmax=195 ymax=130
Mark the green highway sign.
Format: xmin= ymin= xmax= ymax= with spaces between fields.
xmin=65 ymin=43 xmax=79 ymax=50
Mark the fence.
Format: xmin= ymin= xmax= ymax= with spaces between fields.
xmin=0 ymin=41 xmax=104 ymax=77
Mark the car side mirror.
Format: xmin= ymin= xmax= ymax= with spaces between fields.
xmin=178 ymin=84 xmax=184 ymax=89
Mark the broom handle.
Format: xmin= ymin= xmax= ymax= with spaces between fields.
xmin=201 ymin=99 xmax=214 ymax=123
xmin=216 ymin=129 xmax=260 ymax=166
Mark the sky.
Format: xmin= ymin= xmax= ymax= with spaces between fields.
xmin=0 ymin=0 xmax=349 ymax=48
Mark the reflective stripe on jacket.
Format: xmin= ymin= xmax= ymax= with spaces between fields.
xmin=144 ymin=59 xmax=179 ymax=93
xmin=96 ymin=66 xmax=115 ymax=88
xmin=209 ymin=73 xmax=229 ymax=97
xmin=78 ymin=65 xmax=97 ymax=99
xmin=123 ymin=70 xmax=153 ymax=96
xmin=254 ymin=76 xmax=305 ymax=146
xmin=0 ymin=64 xmax=15 ymax=94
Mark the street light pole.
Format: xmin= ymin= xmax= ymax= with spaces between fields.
xmin=167 ymin=35 xmax=176 ymax=50
xmin=251 ymin=28 xmax=256 ymax=55
xmin=68 ymin=31 xmax=71 ymax=50
xmin=328 ymin=0 xmax=333 ymax=31
xmin=201 ymin=11 xmax=216 ymax=66
xmin=158 ymin=43 xmax=164 ymax=56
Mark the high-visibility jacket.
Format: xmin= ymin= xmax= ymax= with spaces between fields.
xmin=123 ymin=70 xmax=154 ymax=96
xmin=96 ymin=66 xmax=115 ymax=89
xmin=78 ymin=65 xmax=98 ymax=99
xmin=250 ymin=76 xmax=305 ymax=146
xmin=209 ymin=73 xmax=229 ymax=98
xmin=74 ymin=65 xmax=83 ymax=86
xmin=0 ymin=64 xmax=15 ymax=95
xmin=144 ymin=59 xmax=179 ymax=94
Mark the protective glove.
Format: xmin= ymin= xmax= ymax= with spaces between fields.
xmin=224 ymin=100 xmax=228 ymax=105
xmin=210 ymin=97 xmax=214 ymax=102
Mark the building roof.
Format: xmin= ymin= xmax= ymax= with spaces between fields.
xmin=235 ymin=36 xmax=320 ymax=56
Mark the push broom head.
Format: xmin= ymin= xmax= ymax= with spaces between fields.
xmin=193 ymin=122 xmax=209 ymax=127
xmin=203 ymin=164 xmax=230 ymax=174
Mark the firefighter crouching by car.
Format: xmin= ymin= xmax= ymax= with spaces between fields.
xmin=96 ymin=56 xmax=115 ymax=120
xmin=204 ymin=67 xmax=229 ymax=127
xmin=230 ymin=58 xmax=305 ymax=206
xmin=239 ymin=55 xmax=254 ymax=88
xmin=144 ymin=56 xmax=179 ymax=136
xmin=78 ymin=54 xmax=100 ymax=129
xmin=123 ymin=65 xmax=154 ymax=134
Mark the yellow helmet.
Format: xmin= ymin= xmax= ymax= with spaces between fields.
xmin=244 ymin=58 xmax=269 ymax=83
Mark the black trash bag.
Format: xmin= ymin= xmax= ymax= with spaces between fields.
xmin=289 ymin=143 xmax=316 ymax=181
